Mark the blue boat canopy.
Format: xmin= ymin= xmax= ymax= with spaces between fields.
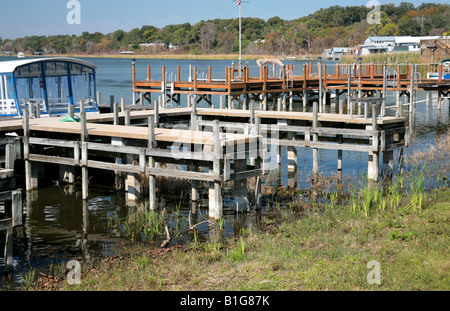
xmin=0 ymin=57 xmax=99 ymax=117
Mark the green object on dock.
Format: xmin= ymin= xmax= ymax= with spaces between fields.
xmin=59 ymin=115 xmax=81 ymax=123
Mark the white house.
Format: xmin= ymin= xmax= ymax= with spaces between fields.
xmin=322 ymin=47 xmax=349 ymax=60
xmin=361 ymin=36 xmax=441 ymax=55
xmin=361 ymin=37 xmax=396 ymax=55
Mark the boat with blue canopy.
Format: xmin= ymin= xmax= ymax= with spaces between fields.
xmin=0 ymin=57 xmax=99 ymax=118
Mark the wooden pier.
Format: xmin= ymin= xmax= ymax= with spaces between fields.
xmin=2 ymin=60 xmax=448 ymax=226
xmin=12 ymin=105 xmax=264 ymax=220
xmin=131 ymin=62 xmax=449 ymax=114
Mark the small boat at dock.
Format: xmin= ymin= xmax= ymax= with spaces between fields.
xmin=0 ymin=57 xmax=100 ymax=118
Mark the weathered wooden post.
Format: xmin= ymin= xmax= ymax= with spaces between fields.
xmin=148 ymin=116 xmax=157 ymax=210
xmin=409 ymin=64 xmax=414 ymax=116
xmin=220 ymin=95 xmax=225 ymax=110
xmin=263 ymin=66 xmax=268 ymax=110
xmin=254 ymin=116 xmax=263 ymax=210
xmin=382 ymin=63 xmax=387 ymax=117
xmin=209 ymin=120 xmax=223 ymax=219
xmin=337 ymin=134 xmax=343 ymax=181
xmin=23 ymin=109 xmax=38 ymax=192
xmin=287 ymin=130 xmax=297 ymax=172
xmin=96 ymin=91 xmax=101 ymax=108
xmin=155 ymin=98 xmax=160 ymax=126
xmin=190 ymin=97 xmax=200 ymax=203
xmin=80 ymin=101 xmax=89 ymax=200
xmin=110 ymin=95 xmax=115 ymax=112
xmin=368 ymin=104 xmax=379 ymax=182
xmin=347 ymin=65 xmax=352 ymax=114
xmin=318 ymin=61 xmax=323 ymax=113
xmin=312 ymin=101 xmax=319 ymax=176
xmin=113 ymin=102 xmax=119 ymax=126
xmin=68 ymin=104 xmax=75 ymax=119
xmin=124 ymin=106 xmax=130 ymax=126
xmin=121 ymin=98 xmax=126 ymax=112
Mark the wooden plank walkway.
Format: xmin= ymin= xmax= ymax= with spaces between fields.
xmin=16 ymin=108 xmax=264 ymax=219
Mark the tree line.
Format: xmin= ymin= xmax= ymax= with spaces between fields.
xmin=1 ymin=2 xmax=449 ymax=56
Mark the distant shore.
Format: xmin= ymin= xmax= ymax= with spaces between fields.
xmin=3 ymin=52 xmax=321 ymax=61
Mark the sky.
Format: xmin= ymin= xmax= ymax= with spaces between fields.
xmin=0 ymin=0 xmax=448 ymax=39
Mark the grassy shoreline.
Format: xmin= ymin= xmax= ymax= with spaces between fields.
xmin=23 ymin=53 xmax=281 ymax=61
xmin=10 ymin=52 xmax=322 ymax=61
xmin=23 ymin=185 xmax=449 ymax=291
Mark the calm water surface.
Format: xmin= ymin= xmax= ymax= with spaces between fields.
xmin=0 ymin=56 xmax=448 ymax=289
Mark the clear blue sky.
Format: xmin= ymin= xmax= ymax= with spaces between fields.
xmin=0 ymin=0 xmax=446 ymax=39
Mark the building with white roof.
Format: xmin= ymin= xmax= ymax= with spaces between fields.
xmin=361 ymin=36 xmax=441 ymax=55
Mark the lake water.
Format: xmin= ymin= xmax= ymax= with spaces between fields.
xmin=0 ymin=56 xmax=448 ymax=289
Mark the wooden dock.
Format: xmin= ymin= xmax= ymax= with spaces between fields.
xmin=12 ymin=105 xmax=264 ymax=220
xmin=1 ymin=60 xmax=435 ymax=223
xmin=131 ymin=62 xmax=449 ymax=113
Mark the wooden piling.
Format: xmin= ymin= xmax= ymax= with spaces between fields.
xmin=148 ymin=116 xmax=157 ymax=210
xmin=367 ymin=104 xmax=379 ymax=182
xmin=287 ymin=131 xmax=297 ymax=172
xmin=312 ymin=101 xmax=319 ymax=176
xmin=80 ymin=101 xmax=89 ymax=200
xmin=23 ymin=109 xmax=38 ymax=192
xmin=209 ymin=120 xmax=223 ymax=219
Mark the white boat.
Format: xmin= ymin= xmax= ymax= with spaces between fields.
xmin=0 ymin=57 xmax=100 ymax=118
xmin=17 ymin=52 xmax=25 ymax=58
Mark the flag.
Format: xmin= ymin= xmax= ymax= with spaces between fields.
xmin=237 ymin=0 xmax=241 ymax=6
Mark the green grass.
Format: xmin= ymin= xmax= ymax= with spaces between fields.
xmin=26 ymin=186 xmax=450 ymax=291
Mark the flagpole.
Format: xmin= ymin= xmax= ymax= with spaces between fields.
xmin=239 ymin=3 xmax=242 ymax=63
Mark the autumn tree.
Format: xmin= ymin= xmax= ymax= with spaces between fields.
xmin=199 ymin=22 xmax=217 ymax=53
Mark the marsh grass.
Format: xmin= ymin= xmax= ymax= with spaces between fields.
xmin=341 ymin=52 xmax=422 ymax=65
xmin=28 ymin=132 xmax=449 ymax=291
xmin=43 ymin=186 xmax=449 ymax=291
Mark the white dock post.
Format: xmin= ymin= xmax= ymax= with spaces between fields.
xmin=148 ymin=116 xmax=157 ymax=210
xmin=190 ymin=100 xmax=200 ymax=203
xmin=220 ymin=95 xmax=225 ymax=110
xmin=209 ymin=120 xmax=223 ymax=219
xmin=121 ymin=98 xmax=126 ymax=112
xmin=368 ymin=104 xmax=379 ymax=182
xmin=126 ymin=162 xmax=141 ymax=203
